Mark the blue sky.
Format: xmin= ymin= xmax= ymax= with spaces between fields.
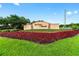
xmin=0 ymin=3 xmax=79 ymax=24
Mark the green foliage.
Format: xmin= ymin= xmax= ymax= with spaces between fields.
xmin=0 ymin=29 xmax=20 ymax=32
xmin=23 ymin=29 xmax=69 ymax=33
xmin=70 ymin=23 xmax=79 ymax=30
xmin=60 ymin=23 xmax=79 ymax=30
xmin=6 ymin=15 xmax=30 ymax=29
xmin=0 ymin=15 xmax=30 ymax=29
xmin=0 ymin=35 xmax=79 ymax=56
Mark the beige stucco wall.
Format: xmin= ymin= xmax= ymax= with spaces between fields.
xmin=24 ymin=24 xmax=32 ymax=30
xmin=23 ymin=21 xmax=59 ymax=30
xmin=50 ymin=24 xmax=59 ymax=29
xmin=32 ymin=22 xmax=49 ymax=29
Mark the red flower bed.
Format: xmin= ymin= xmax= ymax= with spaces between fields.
xmin=0 ymin=30 xmax=79 ymax=43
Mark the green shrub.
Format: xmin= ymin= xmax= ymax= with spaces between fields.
xmin=0 ymin=29 xmax=10 ymax=32
xmin=70 ymin=23 xmax=79 ymax=30
xmin=0 ymin=29 xmax=20 ymax=32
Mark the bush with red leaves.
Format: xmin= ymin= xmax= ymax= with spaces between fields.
xmin=0 ymin=30 xmax=79 ymax=43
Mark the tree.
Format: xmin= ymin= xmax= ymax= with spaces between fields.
xmin=6 ymin=15 xmax=30 ymax=29
xmin=0 ymin=17 xmax=10 ymax=29
xmin=0 ymin=17 xmax=4 ymax=24
xmin=70 ymin=23 xmax=79 ymax=30
xmin=0 ymin=15 xmax=30 ymax=29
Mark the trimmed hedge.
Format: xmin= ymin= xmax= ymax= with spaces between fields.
xmin=0 ymin=30 xmax=79 ymax=43
xmin=0 ymin=29 xmax=20 ymax=32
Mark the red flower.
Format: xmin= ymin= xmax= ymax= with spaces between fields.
xmin=0 ymin=30 xmax=79 ymax=43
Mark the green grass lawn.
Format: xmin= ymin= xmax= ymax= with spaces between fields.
xmin=22 ymin=29 xmax=71 ymax=33
xmin=0 ymin=35 xmax=79 ymax=56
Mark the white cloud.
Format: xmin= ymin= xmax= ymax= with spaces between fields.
xmin=66 ymin=10 xmax=78 ymax=15
xmin=14 ymin=3 xmax=20 ymax=6
xmin=66 ymin=11 xmax=72 ymax=15
xmin=0 ymin=4 xmax=2 ymax=8
xmin=74 ymin=10 xmax=78 ymax=14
